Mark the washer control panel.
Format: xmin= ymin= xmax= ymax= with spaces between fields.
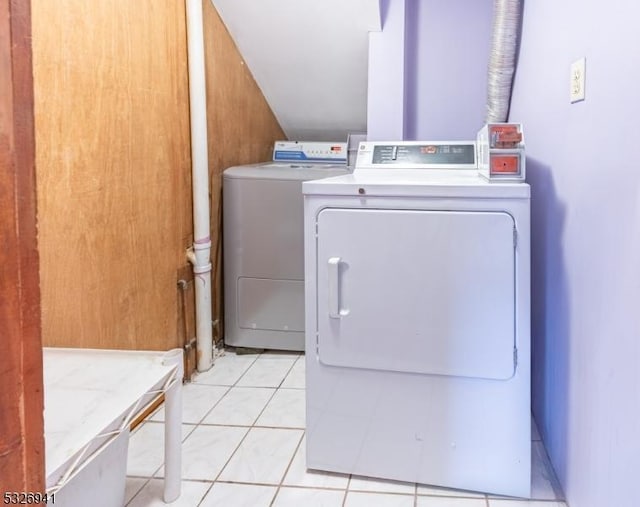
xmin=273 ymin=141 xmax=348 ymax=164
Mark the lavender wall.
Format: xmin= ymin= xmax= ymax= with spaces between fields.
xmin=509 ymin=2 xmax=640 ymax=506
xmin=367 ymin=2 xmax=640 ymax=504
xmin=367 ymin=0 xmax=493 ymax=141
xmin=367 ymin=0 xmax=407 ymax=140
xmin=404 ymin=0 xmax=493 ymax=140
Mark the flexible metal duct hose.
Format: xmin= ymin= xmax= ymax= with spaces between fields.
xmin=486 ymin=0 xmax=522 ymax=122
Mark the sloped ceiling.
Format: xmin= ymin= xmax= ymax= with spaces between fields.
xmin=211 ymin=0 xmax=381 ymax=141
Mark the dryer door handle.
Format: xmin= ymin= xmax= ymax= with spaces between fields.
xmin=328 ymin=257 xmax=348 ymax=319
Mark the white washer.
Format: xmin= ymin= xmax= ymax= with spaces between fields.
xmin=303 ymin=141 xmax=531 ymax=497
xmin=223 ymin=145 xmax=350 ymax=351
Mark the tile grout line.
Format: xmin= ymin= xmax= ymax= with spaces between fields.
xmin=234 ymin=353 xmax=301 ymax=390
xmin=192 ymin=384 xmax=232 ymax=426
xmin=244 ymin=354 xmax=301 ymax=429
xmin=138 ymin=353 xmax=318 ymax=502
xmin=172 ymin=350 xmax=263 ymax=504
xmin=195 ymin=481 xmax=215 ymax=507
xmin=190 ymin=350 xmax=261 ymax=428
xmin=274 ymin=353 xmax=308 ymax=504
xmin=124 ymin=476 xmax=152 ymax=507
xmin=218 ymin=350 xmax=301 ymax=505
xmin=341 ymin=474 xmax=353 ymax=507
xmin=268 ymin=429 xmax=305 ymax=507
xmin=203 ymin=351 xmax=300 ymax=492
xmin=258 ymin=351 xmax=303 ymax=506
xmin=202 ymin=427 xmax=253 ymax=485
xmin=148 ymin=350 xmax=257 ymax=424
xmin=228 ymin=351 xmax=262 ymax=387
xmin=126 ymin=417 xmax=170 ymax=505
xmin=341 ymin=486 xmax=349 ymax=507
xmin=248 ymin=365 xmax=283 ymax=426
xmin=276 ymin=353 xmax=301 ymax=390
xmin=208 ymin=352 xmax=268 ymax=485
xmin=281 ymin=354 xmax=305 ymax=389
xmin=200 ymin=385 xmax=278 ymax=426
xmin=211 ymin=480 xmax=349 ymax=492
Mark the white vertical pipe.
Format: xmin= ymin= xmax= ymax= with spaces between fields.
xmin=163 ymin=348 xmax=184 ymax=503
xmin=185 ymin=0 xmax=214 ymax=371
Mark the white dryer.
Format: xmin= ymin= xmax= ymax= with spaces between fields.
xmin=223 ymin=142 xmax=350 ymax=351
xmin=303 ymin=140 xmax=531 ymax=497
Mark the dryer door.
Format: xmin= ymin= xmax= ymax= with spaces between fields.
xmin=315 ymin=208 xmax=516 ymax=380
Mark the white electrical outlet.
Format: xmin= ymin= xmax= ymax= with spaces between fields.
xmin=570 ymin=57 xmax=586 ymax=103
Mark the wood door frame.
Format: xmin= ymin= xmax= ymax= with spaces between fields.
xmin=0 ymin=0 xmax=45 ymax=493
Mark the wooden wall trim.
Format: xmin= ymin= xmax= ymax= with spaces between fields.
xmin=0 ymin=0 xmax=45 ymax=493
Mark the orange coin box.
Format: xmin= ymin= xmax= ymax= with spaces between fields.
xmin=477 ymin=123 xmax=525 ymax=181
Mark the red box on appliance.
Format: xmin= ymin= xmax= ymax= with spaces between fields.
xmin=477 ymin=123 xmax=525 ymax=181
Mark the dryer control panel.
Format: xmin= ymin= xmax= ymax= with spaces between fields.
xmin=355 ymin=141 xmax=477 ymax=170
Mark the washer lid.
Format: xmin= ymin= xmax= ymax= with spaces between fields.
xmin=302 ymin=171 xmax=530 ymax=199
xmin=224 ymin=163 xmax=350 ymax=181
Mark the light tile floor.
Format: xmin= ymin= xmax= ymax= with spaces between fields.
xmin=126 ymin=350 xmax=566 ymax=507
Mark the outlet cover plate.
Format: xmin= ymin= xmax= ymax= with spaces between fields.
xmin=570 ymin=57 xmax=586 ymax=103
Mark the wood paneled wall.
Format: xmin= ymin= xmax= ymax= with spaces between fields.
xmin=202 ymin=1 xmax=286 ymax=340
xmin=31 ymin=0 xmax=284 ymax=351
xmin=32 ymin=0 xmax=192 ymax=350
xmin=0 ymin=0 xmax=45 ymax=490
